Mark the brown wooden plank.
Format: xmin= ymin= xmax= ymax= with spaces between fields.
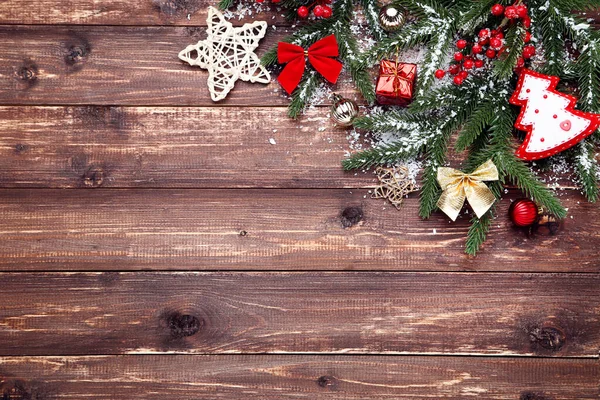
xmin=0 ymin=188 xmax=597 ymax=271
xmin=0 ymin=106 xmax=366 ymax=188
xmin=0 ymin=355 xmax=597 ymax=399
xmin=0 ymin=26 xmax=358 ymax=106
xmin=1 ymin=272 xmax=599 ymax=356
xmin=0 ymin=0 xmax=287 ymax=26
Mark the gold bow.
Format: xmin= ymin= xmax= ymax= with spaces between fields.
xmin=436 ymin=160 xmax=499 ymax=221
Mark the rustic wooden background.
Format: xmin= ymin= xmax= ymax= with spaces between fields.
xmin=0 ymin=1 xmax=599 ymax=398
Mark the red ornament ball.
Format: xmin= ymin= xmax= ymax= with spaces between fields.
xmin=472 ymin=44 xmax=483 ymax=54
xmin=491 ymin=4 xmax=504 ymax=16
xmin=453 ymin=76 xmax=464 ymax=85
xmin=509 ymin=199 xmax=539 ymax=227
xmin=435 ymin=69 xmax=446 ymax=79
xmin=475 ymin=59 xmax=485 ymax=68
xmin=313 ymin=5 xmax=324 ymax=17
xmin=504 ymin=5 xmax=518 ymax=19
xmin=463 ymin=59 xmax=474 ymax=69
xmin=516 ymin=5 xmax=528 ymax=18
xmin=448 ymin=64 xmax=460 ymax=75
xmin=486 ymin=49 xmax=496 ymax=59
xmin=322 ymin=5 xmax=332 ymax=18
xmin=454 ymin=52 xmax=464 ymax=61
xmin=297 ymin=6 xmax=309 ymax=18
xmin=456 ymin=39 xmax=468 ymax=49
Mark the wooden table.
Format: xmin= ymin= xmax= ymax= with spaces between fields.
xmin=0 ymin=1 xmax=598 ymax=398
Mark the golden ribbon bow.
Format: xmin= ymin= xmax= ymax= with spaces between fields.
xmin=436 ymin=160 xmax=499 ymax=221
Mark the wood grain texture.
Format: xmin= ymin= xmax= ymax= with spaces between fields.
xmin=0 ymin=188 xmax=596 ymax=271
xmin=0 ymin=106 xmax=582 ymax=189
xmin=1 ymin=272 xmax=599 ymax=356
xmin=0 ymin=106 xmax=364 ymax=188
xmin=0 ymin=26 xmax=358 ymax=106
xmin=0 ymin=355 xmax=598 ymax=399
xmin=0 ymin=0 xmax=287 ymax=26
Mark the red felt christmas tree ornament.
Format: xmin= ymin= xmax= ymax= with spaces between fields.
xmin=509 ymin=69 xmax=600 ymax=160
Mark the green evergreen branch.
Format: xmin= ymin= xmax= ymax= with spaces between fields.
xmin=455 ymin=101 xmax=496 ymax=152
xmin=218 ymin=0 xmax=234 ymax=10
xmin=575 ymin=140 xmax=599 ymax=202
xmin=288 ymin=72 xmax=320 ymax=119
xmin=465 ymin=205 xmax=495 ymax=256
xmin=493 ymin=24 xmax=526 ymax=79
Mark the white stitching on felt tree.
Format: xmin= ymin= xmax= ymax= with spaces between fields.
xmin=510 ymin=69 xmax=599 ymax=160
xmin=178 ymin=7 xmax=271 ymax=102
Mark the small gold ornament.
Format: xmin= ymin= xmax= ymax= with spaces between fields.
xmin=436 ymin=160 xmax=499 ymax=221
xmin=378 ymin=5 xmax=407 ymax=32
xmin=371 ymin=165 xmax=417 ymax=209
xmin=330 ymin=94 xmax=359 ymax=126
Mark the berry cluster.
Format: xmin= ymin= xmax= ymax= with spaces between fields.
xmin=296 ymin=0 xmax=333 ymax=18
xmin=256 ymin=0 xmax=281 ymax=3
xmin=434 ymin=1 xmax=535 ymax=85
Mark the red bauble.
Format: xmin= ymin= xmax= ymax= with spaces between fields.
xmin=472 ymin=44 xmax=483 ymax=54
xmin=509 ymin=199 xmax=539 ymax=227
xmin=491 ymin=4 xmax=504 ymax=16
xmin=297 ymin=6 xmax=309 ymax=18
xmin=504 ymin=5 xmax=518 ymax=19
xmin=435 ymin=69 xmax=446 ymax=79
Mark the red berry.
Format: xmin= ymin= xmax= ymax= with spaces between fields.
xmin=505 ymin=5 xmax=518 ymax=19
xmin=448 ymin=64 xmax=460 ymax=75
xmin=491 ymin=4 xmax=504 ymax=16
xmin=523 ymin=45 xmax=536 ymax=58
xmin=454 ymin=52 xmax=464 ymax=62
xmin=523 ymin=16 xmax=531 ymax=28
xmin=475 ymin=59 xmax=485 ymax=68
xmin=256 ymin=0 xmax=264 ymax=2
xmin=435 ymin=69 xmax=446 ymax=79
xmin=456 ymin=39 xmax=468 ymax=50
xmin=323 ymin=0 xmax=332 ymax=3
xmin=459 ymin=70 xmax=469 ymax=79
xmin=516 ymin=5 xmax=528 ymax=18
xmin=313 ymin=5 xmax=324 ymax=17
xmin=463 ymin=59 xmax=474 ymax=69
xmin=478 ymin=38 xmax=489 ymax=46
xmin=490 ymin=37 xmax=503 ymax=50
xmin=486 ymin=49 xmax=496 ymax=59
xmin=472 ymin=44 xmax=483 ymax=54
xmin=272 ymin=0 xmax=281 ymax=3
xmin=478 ymin=28 xmax=491 ymax=39
xmin=514 ymin=66 xmax=524 ymax=75
xmin=297 ymin=6 xmax=309 ymax=18
xmin=453 ymin=76 xmax=464 ymax=85
xmin=494 ymin=32 xmax=504 ymax=39
xmin=524 ymin=31 xmax=531 ymax=43
xmin=516 ymin=56 xmax=525 ymax=68
xmin=321 ymin=5 xmax=332 ymax=18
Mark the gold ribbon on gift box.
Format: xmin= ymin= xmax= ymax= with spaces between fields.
xmin=436 ymin=160 xmax=499 ymax=221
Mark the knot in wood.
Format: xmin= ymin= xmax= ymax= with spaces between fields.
xmin=1 ymin=380 xmax=30 ymax=400
xmin=16 ymin=65 xmax=37 ymax=82
xmin=239 ymin=230 xmax=248 ymax=237
xmin=65 ymin=45 xmax=88 ymax=66
xmin=82 ymin=168 xmax=104 ymax=188
xmin=529 ymin=326 xmax=565 ymax=351
xmin=14 ymin=144 xmax=28 ymax=154
xmin=316 ymin=375 xmax=337 ymax=389
xmin=341 ymin=206 xmax=363 ymax=228
xmin=168 ymin=314 xmax=202 ymax=338
xmin=520 ymin=391 xmax=551 ymax=400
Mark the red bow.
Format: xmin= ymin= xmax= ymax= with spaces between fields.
xmin=277 ymin=35 xmax=343 ymax=95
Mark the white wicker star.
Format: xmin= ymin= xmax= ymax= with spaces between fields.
xmin=178 ymin=7 xmax=271 ymax=102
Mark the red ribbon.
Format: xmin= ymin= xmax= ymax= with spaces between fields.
xmin=277 ymin=35 xmax=343 ymax=95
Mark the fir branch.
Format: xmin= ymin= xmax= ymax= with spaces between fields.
xmin=465 ymin=205 xmax=495 ymax=256
xmin=455 ymin=101 xmax=496 ymax=152
xmin=359 ymin=0 xmax=386 ymax=41
xmin=396 ymin=0 xmax=449 ymax=19
xmin=288 ymin=72 xmax=319 ymax=119
xmin=529 ymin=4 xmax=566 ymax=76
xmin=218 ymin=0 xmax=234 ymax=10
xmin=416 ymin=22 xmax=454 ymax=97
xmin=575 ymin=140 xmax=599 ymax=202
xmin=458 ymin=0 xmax=497 ymax=34
xmin=493 ymin=24 xmax=526 ymax=79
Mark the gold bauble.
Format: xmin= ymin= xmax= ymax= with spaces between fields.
xmin=378 ymin=5 xmax=407 ymax=32
xmin=330 ymin=94 xmax=359 ymax=126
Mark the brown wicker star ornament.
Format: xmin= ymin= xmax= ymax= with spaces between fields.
xmin=371 ymin=166 xmax=417 ymax=209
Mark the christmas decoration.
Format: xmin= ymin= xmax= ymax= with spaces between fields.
xmin=508 ymin=198 xmax=539 ymax=227
xmin=330 ymin=94 xmax=359 ymax=126
xmin=378 ymin=5 xmax=407 ymax=32
xmin=371 ymin=166 xmax=417 ymax=209
xmin=178 ymin=7 xmax=270 ymax=102
xmin=436 ymin=160 xmax=499 ymax=221
xmin=509 ymin=69 xmax=600 ymax=160
xmin=277 ymin=35 xmax=342 ymax=95
xmin=375 ymin=60 xmax=417 ymax=106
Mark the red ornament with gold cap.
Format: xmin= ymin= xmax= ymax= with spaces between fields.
xmin=508 ymin=198 xmax=539 ymax=227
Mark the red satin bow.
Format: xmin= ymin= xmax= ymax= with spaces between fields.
xmin=277 ymin=35 xmax=343 ymax=95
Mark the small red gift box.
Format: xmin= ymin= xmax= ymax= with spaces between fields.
xmin=375 ymin=60 xmax=417 ymax=106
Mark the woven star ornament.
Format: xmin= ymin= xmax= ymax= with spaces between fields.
xmin=178 ymin=7 xmax=271 ymax=102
